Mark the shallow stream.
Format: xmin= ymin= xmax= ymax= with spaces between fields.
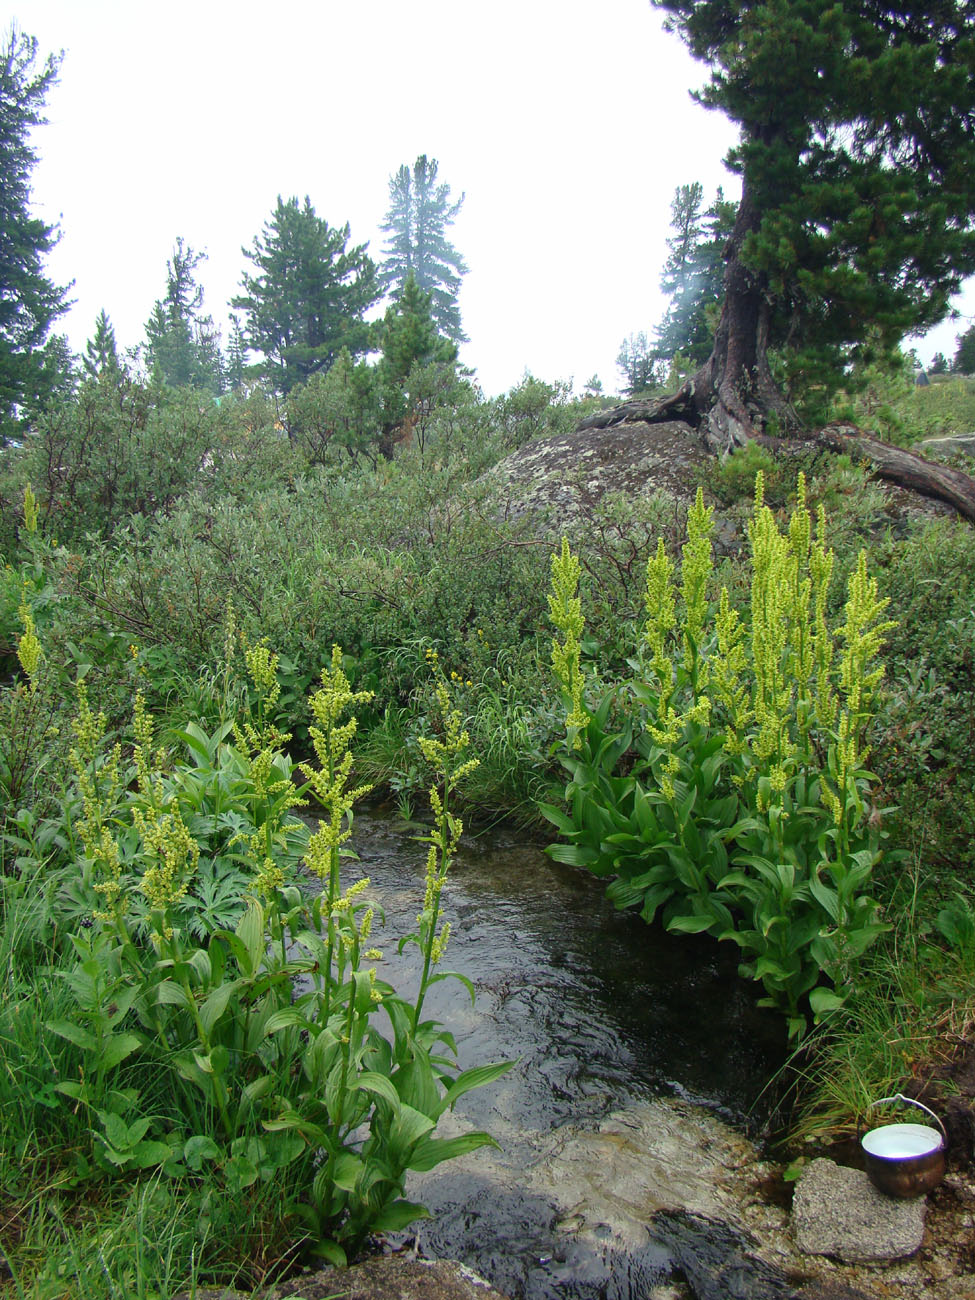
xmin=335 ymin=806 xmax=788 ymax=1300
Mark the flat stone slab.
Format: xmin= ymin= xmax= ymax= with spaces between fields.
xmin=792 ymin=1157 xmax=927 ymax=1263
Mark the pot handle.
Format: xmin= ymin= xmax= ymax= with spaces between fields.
xmin=865 ymin=1093 xmax=947 ymax=1141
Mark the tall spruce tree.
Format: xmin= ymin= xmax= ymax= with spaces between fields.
xmin=596 ymin=2 xmax=975 ymax=452
xmin=380 ymin=155 xmax=468 ymax=344
xmin=234 ymin=196 xmax=379 ymax=394
xmin=224 ymin=314 xmax=248 ymax=391
xmin=0 ymin=27 xmax=72 ymax=441
xmin=83 ymin=308 xmax=120 ymax=377
xmin=145 ymin=238 xmax=223 ymax=392
xmin=655 ymin=183 xmax=735 ymax=365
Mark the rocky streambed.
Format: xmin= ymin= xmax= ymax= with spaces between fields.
xmin=194 ymin=807 xmax=975 ymax=1300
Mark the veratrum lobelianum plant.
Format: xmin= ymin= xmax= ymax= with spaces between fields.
xmin=27 ymin=630 xmax=509 ymax=1265
xmin=544 ymin=473 xmax=894 ymax=1039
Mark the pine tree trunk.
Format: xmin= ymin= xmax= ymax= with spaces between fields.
xmin=581 ymin=181 xmax=801 ymax=452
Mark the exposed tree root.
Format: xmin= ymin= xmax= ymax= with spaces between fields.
xmin=574 ymin=402 xmax=975 ymax=523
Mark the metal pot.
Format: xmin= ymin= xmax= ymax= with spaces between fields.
xmin=860 ymin=1093 xmax=946 ymax=1198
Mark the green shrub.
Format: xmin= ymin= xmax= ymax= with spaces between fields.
xmin=2 ymin=641 xmax=509 ymax=1280
xmin=544 ymin=475 xmax=893 ymax=1038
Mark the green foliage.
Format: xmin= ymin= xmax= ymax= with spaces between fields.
xmin=870 ymin=519 xmax=975 ymax=880
xmin=234 ymin=196 xmax=380 ymax=394
xmin=1 ymin=638 xmax=509 ymax=1280
xmin=0 ymin=374 xmax=306 ymax=544
xmin=697 ymin=440 xmax=784 ymax=508
xmin=890 ymin=372 xmax=975 ymax=445
xmin=492 ymin=372 xmax=577 ymax=447
xmin=545 ymin=476 xmax=893 ymax=1037
xmin=0 ymin=26 xmax=72 ymax=444
xmin=379 ymin=155 xmax=468 ymax=345
xmin=286 ymin=350 xmax=384 ymax=468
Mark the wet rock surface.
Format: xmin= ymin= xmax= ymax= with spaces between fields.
xmin=791 ymin=1158 xmax=926 ymax=1262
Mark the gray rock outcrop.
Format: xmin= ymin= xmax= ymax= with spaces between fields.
xmin=490 ymin=419 xmax=708 ymax=526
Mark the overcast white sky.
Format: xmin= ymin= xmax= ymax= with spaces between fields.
xmin=11 ymin=0 xmax=974 ymax=396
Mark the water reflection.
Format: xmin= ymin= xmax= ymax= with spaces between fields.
xmin=318 ymin=806 xmax=787 ymax=1299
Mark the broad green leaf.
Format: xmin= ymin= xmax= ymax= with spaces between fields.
xmin=546 ymin=843 xmax=599 ymax=868
xmin=331 ymin=1151 xmax=365 ymax=1192
xmin=263 ymin=1006 xmax=316 ymax=1035
xmin=225 ymin=1153 xmax=258 ymax=1190
xmin=408 ymin=1131 xmax=499 ymax=1173
xmin=184 ymin=1135 xmax=221 ymax=1170
xmin=391 ymin=1103 xmax=436 ymax=1150
xmin=442 ymin=1061 xmax=514 ymax=1111
xmin=130 ymin=1140 xmax=175 ymax=1169
xmin=154 ymin=980 xmax=193 ymax=1010
xmin=100 ymin=1111 xmax=132 ymax=1150
xmin=101 ymin=1032 xmax=141 ymax=1070
xmin=200 ymin=981 xmax=241 ymax=1035
xmin=310 ymin=1239 xmax=347 ymax=1266
xmin=174 ymin=723 xmax=212 ymax=764
xmin=666 ymin=914 xmax=717 ymax=935
xmin=55 ymin=1080 xmax=86 ymax=1101
xmin=46 ymin=1019 xmax=98 ymax=1052
xmin=809 ymin=874 xmax=840 ymax=921
xmin=368 ymin=1199 xmax=431 ymax=1234
xmin=236 ymin=898 xmax=265 ymax=977
xmin=425 ymin=970 xmax=475 ymax=1003
xmin=538 ymin=803 xmax=575 ymax=834
xmin=356 ymin=1070 xmax=400 ymax=1109
xmin=809 ymin=987 xmax=846 ymax=1018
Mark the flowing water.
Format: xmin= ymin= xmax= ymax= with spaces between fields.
xmin=332 ymin=806 xmax=788 ymax=1300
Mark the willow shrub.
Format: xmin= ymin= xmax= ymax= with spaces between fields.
xmin=544 ymin=474 xmax=894 ymax=1040
xmin=9 ymin=628 xmax=508 ymax=1268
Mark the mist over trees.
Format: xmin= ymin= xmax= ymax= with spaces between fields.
xmin=4 ymin=11 xmax=975 ymax=453
xmin=654 ymin=183 xmax=734 ymax=367
xmin=379 ymin=155 xmax=468 ymax=345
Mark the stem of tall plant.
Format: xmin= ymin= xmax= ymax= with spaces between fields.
xmin=413 ymin=664 xmax=480 ymax=1033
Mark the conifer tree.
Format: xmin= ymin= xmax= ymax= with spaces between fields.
xmin=954 ymin=323 xmax=975 ymax=374
xmin=144 ymin=238 xmax=223 ymax=393
xmin=83 ymin=309 xmax=120 ymax=378
xmin=381 ymin=272 xmax=454 ymax=387
xmin=376 ymin=271 xmax=458 ymax=442
xmin=616 ymin=332 xmax=659 ymax=395
xmin=0 ymin=27 xmax=72 ymax=441
xmin=224 ymin=314 xmax=248 ymax=391
xmin=380 ymin=156 xmax=468 ymax=344
xmin=234 ymin=196 xmax=379 ymax=394
xmin=634 ymin=2 xmax=975 ymax=451
xmin=655 ymin=184 xmax=735 ymax=365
